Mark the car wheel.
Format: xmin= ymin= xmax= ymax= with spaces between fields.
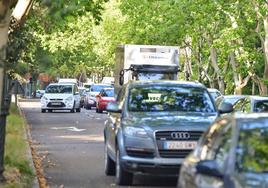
xmin=41 ymin=109 xmax=46 ymax=113
xmin=48 ymin=109 xmax=52 ymax=113
xmin=76 ymin=108 xmax=81 ymax=112
xmin=104 ymin=143 xmax=115 ymax=176
xmin=99 ymin=109 xmax=103 ymax=113
xmin=96 ymin=108 xmax=99 ymax=113
xmin=70 ymin=103 xmax=75 ymax=113
xmin=115 ymin=149 xmax=133 ymax=185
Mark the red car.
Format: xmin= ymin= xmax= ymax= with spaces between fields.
xmin=96 ymin=88 xmax=115 ymax=113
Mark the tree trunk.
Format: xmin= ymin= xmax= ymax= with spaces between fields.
xmin=229 ymin=52 xmax=251 ymax=95
xmin=209 ymin=46 xmax=225 ymax=94
xmin=262 ymin=14 xmax=268 ymax=95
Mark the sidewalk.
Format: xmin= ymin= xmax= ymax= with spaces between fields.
xmin=15 ymin=96 xmax=40 ymax=188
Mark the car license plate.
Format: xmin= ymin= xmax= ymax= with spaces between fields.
xmin=164 ymin=141 xmax=197 ymax=150
xmin=51 ymin=102 xmax=61 ymax=106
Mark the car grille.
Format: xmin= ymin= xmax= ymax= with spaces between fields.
xmin=126 ymin=148 xmax=155 ymax=158
xmin=47 ymin=102 xmax=66 ymax=107
xmin=155 ymin=131 xmax=203 ymax=158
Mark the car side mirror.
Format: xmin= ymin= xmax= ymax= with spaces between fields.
xmin=196 ymin=160 xmax=224 ymax=179
xmin=218 ymin=102 xmax=233 ymax=114
xmin=106 ymin=101 xmax=122 ymax=113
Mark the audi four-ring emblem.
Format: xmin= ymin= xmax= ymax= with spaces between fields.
xmin=171 ymin=132 xmax=190 ymax=139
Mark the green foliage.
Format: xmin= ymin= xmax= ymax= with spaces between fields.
xmin=3 ymin=104 xmax=34 ymax=188
xmin=9 ymin=0 xmax=268 ymax=94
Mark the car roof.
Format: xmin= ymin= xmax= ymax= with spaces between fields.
xmin=207 ymin=88 xmax=221 ymax=92
xmin=101 ymin=87 xmax=114 ymax=90
xmin=247 ymin=95 xmax=268 ymax=100
xmin=48 ymin=83 xmax=75 ymax=86
xmin=128 ymin=80 xmax=206 ymax=89
xmin=91 ymin=83 xmax=112 ymax=86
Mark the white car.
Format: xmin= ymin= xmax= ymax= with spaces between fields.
xmin=41 ymin=83 xmax=81 ymax=113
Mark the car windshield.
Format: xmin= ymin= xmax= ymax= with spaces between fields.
xmin=136 ymin=73 xmax=175 ymax=80
xmin=128 ymin=85 xmax=215 ymax=112
xmin=91 ymin=85 xmax=112 ymax=92
xmin=209 ymin=91 xmax=221 ymax=99
xmin=46 ymin=85 xmax=73 ymax=94
xmin=236 ymin=120 xmax=268 ymax=173
xmin=104 ymin=89 xmax=114 ymax=97
xmin=254 ymin=100 xmax=268 ymax=112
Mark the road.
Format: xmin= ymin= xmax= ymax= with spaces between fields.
xmin=19 ymin=100 xmax=177 ymax=188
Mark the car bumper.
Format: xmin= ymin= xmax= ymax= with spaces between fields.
xmin=98 ymin=102 xmax=108 ymax=110
xmin=87 ymin=99 xmax=96 ymax=107
xmin=41 ymin=102 xmax=74 ymax=110
xmin=120 ymin=155 xmax=183 ymax=175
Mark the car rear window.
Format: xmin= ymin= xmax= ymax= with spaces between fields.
xmin=91 ymin=85 xmax=112 ymax=92
xmin=128 ymin=85 xmax=215 ymax=112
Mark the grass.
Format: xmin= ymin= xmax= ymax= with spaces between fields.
xmin=2 ymin=103 xmax=35 ymax=188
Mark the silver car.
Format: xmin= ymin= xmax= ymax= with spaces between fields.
xmin=104 ymin=80 xmax=219 ymax=185
xmin=178 ymin=113 xmax=268 ymax=188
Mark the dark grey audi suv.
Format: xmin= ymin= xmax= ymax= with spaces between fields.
xmin=103 ymin=80 xmax=220 ymax=185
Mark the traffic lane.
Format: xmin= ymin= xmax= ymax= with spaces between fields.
xmin=20 ymin=101 xmax=177 ymax=187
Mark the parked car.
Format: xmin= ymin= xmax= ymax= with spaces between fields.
xmin=78 ymin=86 xmax=87 ymax=107
xmin=215 ymin=95 xmax=246 ymax=109
xmin=84 ymin=83 xmax=113 ymax=109
xmin=96 ymin=87 xmax=115 ymax=113
xmin=232 ymin=95 xmax=268 ymax=113
xmin=104 ymin=80 xmax=222 ymax=185
xmin=207 ymin=88 xmax=222 ymax=100
xmin=178 ymin=113 xmax=268 ymax=188
xmin=40 ymin=83 xmax=81 ymax=113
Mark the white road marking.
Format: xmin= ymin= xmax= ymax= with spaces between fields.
xmin=51 ymin=127 xmax=86 ymax=132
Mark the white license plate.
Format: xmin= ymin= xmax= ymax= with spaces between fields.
xmin=164 ymin=141 xmax=197 ymax=150
xmin=51 ymin=102 xmax=61 ymax=105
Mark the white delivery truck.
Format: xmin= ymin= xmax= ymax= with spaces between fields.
xmin=114 ymin=44 xmax=179 ymax=96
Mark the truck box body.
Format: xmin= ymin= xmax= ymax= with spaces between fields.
xmin=114 ymin=44 xmax=179 ymax=96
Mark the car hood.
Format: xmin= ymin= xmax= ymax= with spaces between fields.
xmin=43 ymin=93 xmax=73 ymax=100
xmin=122 ymin=111 xmax=217 ymax=132
xmin=101 ymin=97 xmax=115 ymax=101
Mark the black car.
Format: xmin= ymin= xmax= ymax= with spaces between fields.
xmin=104 ymin=80 xmax=220 ymax=185
xmin=178 ymin=113 xmax=268 ymax=188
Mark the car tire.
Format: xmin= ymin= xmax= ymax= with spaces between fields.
xmin=76 ymin=108 xmax=81 ymax=112
xmin=41 ymin=109 xmax=46 ymax=113
xmin=86 ymin=103 xmax=91 ymax=110
xmin=70 ymin=103 xmax=75 ymax=113
xmin=48 ymin=109 xmax=52 ymax=113
xmin=96 ymin=108 xmax=99 ymax=113
xmin=115 ymin=149 xmax=133 ymax=185
xmin=104 ymin=143 xmax=115 ymax=176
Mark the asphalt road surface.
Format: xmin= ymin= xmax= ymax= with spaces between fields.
xmin=19 ymin=100 xmax=177 ymax=188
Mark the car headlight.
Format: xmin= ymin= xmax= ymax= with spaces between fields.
xmin=124 ymin=127 xmax=147 ymax=138
xmin=41 ymin=96 xmax=48 ymax=102
xmin=65 ymin=96 xmax=74 ymax=102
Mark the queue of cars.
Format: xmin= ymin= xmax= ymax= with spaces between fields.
xmin=39 ymin=79 xmax=268 ymax=187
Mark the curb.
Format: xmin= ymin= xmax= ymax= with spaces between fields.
xmin=16 ymin=101 xmax=40 ymax=188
